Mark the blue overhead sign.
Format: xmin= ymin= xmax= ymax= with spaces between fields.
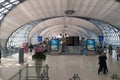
xmin=38 ymin=36 xmax=42 ymax=42
xmin=99 ymin=36 xmax=104 ymax=43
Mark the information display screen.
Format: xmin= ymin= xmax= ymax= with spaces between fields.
xmin=66 ymin=36 xmax=79 ymax=46
xmin=86 ymin=39 xmax=95 ymax=50
xmin=66 ymin=37 xmax=74 ymax=46
xmin=73 ymin=36 xmax=79 ymax=46
xmin=50 ymin=39 xmax=59 ymax=50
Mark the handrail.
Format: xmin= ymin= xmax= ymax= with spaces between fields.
xmin=9 ymin=64 xmax=27 ymax=80
xmin=9 ymin=64 xmax=120 ymax=80
xmin=9 ymin=64 xmax=49 ymax=80
xmin=9 ymin=72 xmax=20 ymax=80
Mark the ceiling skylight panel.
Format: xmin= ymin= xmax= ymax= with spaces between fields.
xmin=3 ymin=2 xmax=9 ymax=6
xmin=3 ymin=9 xmax=8 ymax=13
xmin=0 ymin=8 xmax=5 ymax=12
xmin=10 ymin=0 xmax=17 ymax=3
xmin=0 ymin=15 xmax=3 ymax=20
xmin=0 ymin=13 xmax=2 ymax=17
xmin=0 ymin=0 xmax=5 ymax=3
xmin=13 ymin=1 xmax=19 ymax=4
xmin=114 ymin=28 xmax=118 ymax=32
xmin=5 ymin=4 xmax=12 ymax=8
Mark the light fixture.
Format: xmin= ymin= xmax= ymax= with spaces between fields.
xmin=65 ymin=10 xmax=75 ymax=16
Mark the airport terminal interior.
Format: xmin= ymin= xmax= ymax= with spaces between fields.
xmin=0 ymin=0 xmax=120 ymax=80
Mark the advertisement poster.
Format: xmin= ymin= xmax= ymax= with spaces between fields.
xmin=86 ymin=39 xmax=95 ymax=50
xmin=50 ymin=39 xmax=59 ymax=50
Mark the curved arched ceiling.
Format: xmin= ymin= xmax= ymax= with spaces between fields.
xmin=0 ymin=0 xmax=120 ymax=44
xmin=29 ymin=17 xmax=101 ymax=38
xmin=43 ymin=29 xmax=85 ymax=39
xmin=39 ymin=25 xmax=89 ymax=38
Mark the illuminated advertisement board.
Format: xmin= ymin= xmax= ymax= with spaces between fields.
xmin=86 ymin=39 xmax=95 ymax=50
xmin=50 ymin=39 xmax=59 ymax=50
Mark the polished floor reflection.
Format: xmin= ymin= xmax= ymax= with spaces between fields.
xmin=0 ymin=51 xmax=120 ymax=80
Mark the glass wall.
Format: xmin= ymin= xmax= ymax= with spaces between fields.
xmin=6 ymin=18 xmax=120 ymax=54
xmin=6 ymin=20 xmax=41 ymax=54
xmin=90 ymin=19 xmax=120 ymax=48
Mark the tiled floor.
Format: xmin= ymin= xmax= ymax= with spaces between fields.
xmin=0 ymin=51 xmax=120 ymax=80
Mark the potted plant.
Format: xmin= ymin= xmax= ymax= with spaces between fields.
xmin=32 ymin=44 xmax=46 ymax=77
xmin=32 ymin=51 xmax=46 ymax=62
xmin=32 ymin=44 xmax=46 ymax=62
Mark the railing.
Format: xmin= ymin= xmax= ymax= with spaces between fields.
xmin=111 ymin=74 xmax=120 ymax=80
xmin=9 ymin=64 xmax=120 ymax=80
xmin=9 ymin=64 xmax=49 ymax=80
xmin=69 ymin=73 xmax=120 ymax=80
xmin=69 ymin=74 xmax=81 ymax=80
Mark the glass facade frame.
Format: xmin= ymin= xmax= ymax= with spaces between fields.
xmin=90 ymin=19 xmax=120 ymax=47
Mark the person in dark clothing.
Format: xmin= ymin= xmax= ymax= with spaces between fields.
xmin=0 ymin=49 xmax=1 ymax=63
xmin=96 ymin=45 xmax=100 ymax=54
xmin=98 ymin=53 xmax=103 ymax=74
xmin=103 ymin=53 xmax=108 ymax=73
xmin=108 ymin=44 xmax=112 ymax=55
xmin=98 ymin=52 xmax=108 ymax=74
xmin=116 ymin=47 xmax=120 ymax=60
xmin=29 ymin=44 xmax=33 ymax=52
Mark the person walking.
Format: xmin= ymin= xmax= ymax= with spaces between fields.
xmin=82 ymin=47 xmax=87 ymax=55
xmin=98 ymin=52 xmax=108 ymax=74
xmin=108 ymin=44 xmax=112 ymax=55
xmin=116 ymin=47 xmax=120 ymax=60
xmin=0 ymin=49 xmax=1 ymax=63
xmin=29 ymin=44 xmax=33 ymax=52
xmin=98 ymin=53 xmax=103 ymax=74
xmin=95 ymin=45 xmax=100 ymax=54
xmin=102 ymin=52 xmax=108 ymax=73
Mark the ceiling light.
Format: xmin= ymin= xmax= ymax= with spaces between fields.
xmin=65 ymin=10 xmax=75 ymax=16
